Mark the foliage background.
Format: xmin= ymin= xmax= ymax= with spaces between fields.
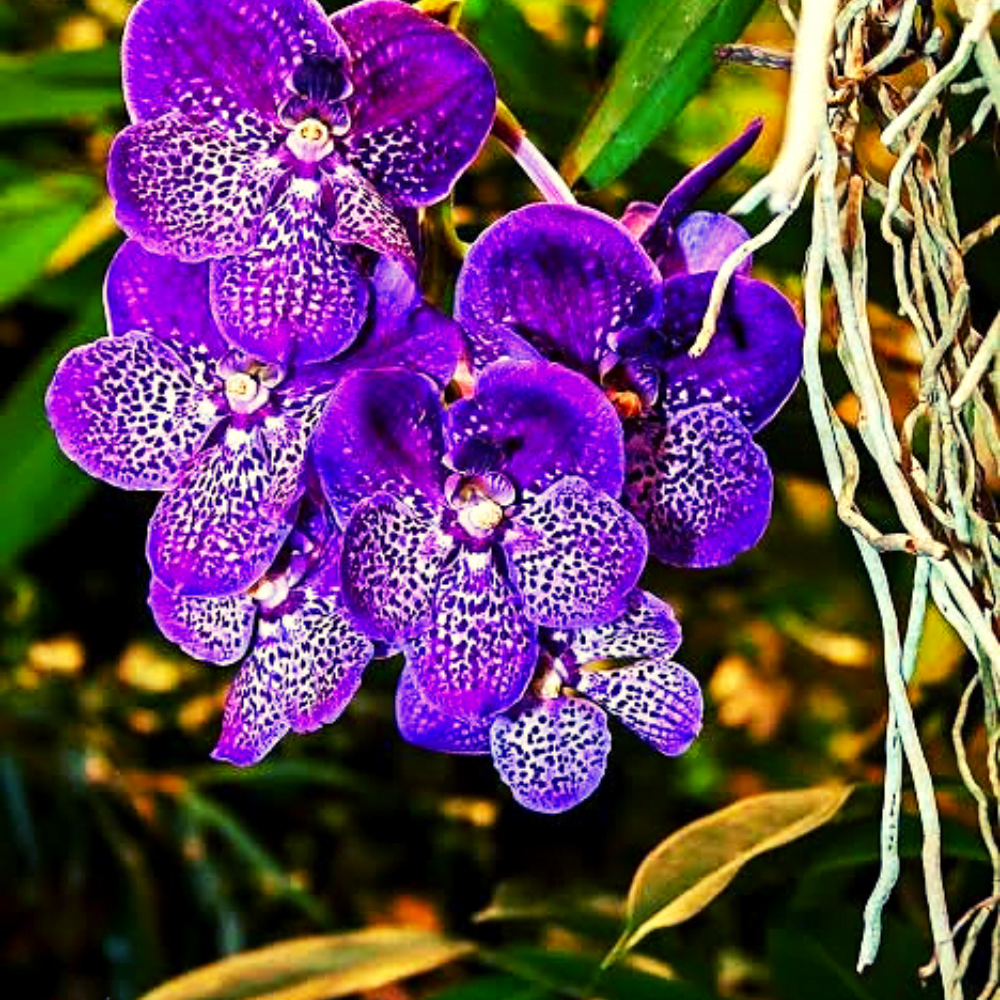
xmin=0 ymin=1 xmax=994 ymax=998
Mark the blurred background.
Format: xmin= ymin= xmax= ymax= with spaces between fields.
xmin=0 ymin=1 xmax=995 ymax=998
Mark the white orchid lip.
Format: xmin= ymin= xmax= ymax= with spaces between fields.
xmin=287 ymin=117 xmax=334 ymax=162
xmin=225 ymin=371 xmax=270 ymax=414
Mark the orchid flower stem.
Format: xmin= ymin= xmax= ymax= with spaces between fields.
xmin=493 ymin=102 xmax=577 ymax=206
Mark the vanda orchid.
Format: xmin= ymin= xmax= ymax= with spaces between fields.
xmin=44 ymin=0 xmax=807 ymax=816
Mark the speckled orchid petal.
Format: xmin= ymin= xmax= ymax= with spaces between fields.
xmin=121 ymin=0 xmax=347 ymax=122
xmin=212 ymin=621 xmax=291 ymax=766
xmin=571 ymin=589 xmax=682 ymax=664
xmin=340 ymin=493 xmax=451 ymax=644
xmin=326 ymin=162 xmax=415 ymax=262
xmin=503 ymin=476 xmax=647 ymax=629
xmin=45 ymin=331 xmax=223 ymax=491
xmin=576 ymin=655 xmax=702 ymax=757
xmin=313 ymin=368 xmax=448 ymax=518
xmin=209 ymin=180 xmax=370 ymax=365
xmin=408 ymin=548 xmax=538 ymax=720
xmin=148 ymin=580 xmax=256 ymax=665
xmin=395 ymin=665 xmax=491 ymax=754
xmin=104 ymin=241 xmax=229 ymax=364
xmin=146 ymin=429 xmax=297 ymax=597
xmin=333 ymin=0 xmax=496 ymax=206
xmin=283 ymin=594 xmax=375 ymax=733
xmin=456 ymin=204 xmax=661 ymax=375
xmin=490 ymin=696 xmax=610 ymax=814
xmin=654 ymin=273 xmax=805 ymax=433
xmin=108 ymin=113 xmax=282 ymax=262
xmin=623 ymin=406 xmax=772 ymax=568
xmin=447 ymin=360 xmax=625 ymax=497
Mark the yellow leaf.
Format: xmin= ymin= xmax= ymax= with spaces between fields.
xmin=606 ymin=786 xmax=853 ymax=963
xmin=139 ymin=927 xmax=474 ymax=1000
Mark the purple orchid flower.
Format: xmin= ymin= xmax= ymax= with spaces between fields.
xmin=150 ymin=499 xmax=374 ymax=765
xmin=108 ymin=0 xmax=496 ymax=365
xmin=455 ymin=122 xmax=804 ymax=569
xmin=397 ymin=589 xmax=702 ymax=813
xmin=312 ymin=360 xmax=648 ymax=722
xmin=45 ymin=241 xmax=461 ymax=598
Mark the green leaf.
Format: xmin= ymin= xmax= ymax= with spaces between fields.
xmin=0 ymin=45 xmax=122 ymax=126
xmin=426 ymin=973 xmax=553 ymax=1000
xmin=0 ymin=173 xmax=99 ymax=307
xmin=138 ymin=927 xmax=474 ymax=1000
xmin=562 ymin=0 xmax=764 ymax=187
xmin=482 ymin=946 xmax=720 ymax=1000
xmin=0 ymin=296 xmax=104 ymax=567
xmin=607 ymin=786 xmax=853 ymax=962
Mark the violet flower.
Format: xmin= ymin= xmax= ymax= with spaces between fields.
xmin=109 ymin=0 xmax=496 ymax=364
xmin=455 ymin=123 xmax=804 ymax=568
xmin=150 ymin=500 xmax=374 ymax=765
xmin=312 ymin=360 xmax=648 ymax=721
xmin=397 ymin=589 xmax=702 ymax=813
xmin=45 ymin=241 xmax=461 ymax=597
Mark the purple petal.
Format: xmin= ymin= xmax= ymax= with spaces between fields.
xmin=209 ymin=180 xmax=369 ymax=365
xmin=408 ymin=548 xmax=538 ymax=720
xmin=340 ymin=493 xmax=451 ymax=644
xmin=313 ymin=368 xmax=447 ymax=517
xmin=109 ymin=113 xmax=281 ymax=262
xmin=623 ymin=406 xmax=772 ymax=568
xmin=146 ymin=428 xmax=297 ymax=596
xmin=655 ymin=273 xmax=805 ymax=433
xmin=212 ymin=625 xmax=290 ymax=766
xmin=570 ymin=589 xmax=682 ymax=664
xmin=333 ymin=0 xmax=496 ymax=206
xmin=395 ymin=665 xmax=491 ymax=754
xmin=575 ymin=655 xmax=702 ymax=757
xmin=627 ymin=119 xmax=762 ymax=264
xmin=282 ymin=595 xmax=374 ymax=733
xmin=105 ymin=241 xmax=228 ymax=361
xmin=655 ymin=212 xmax=752 ymax=280
xmin=45 ymin=331 xmax=223 ymax=491
xmin=456 ymin=204 xmax=661 ymax=375
xmin=503 ymin=476 xmax=647 ymax=629
xmin=326 ymin=163 xmax=415 ymax=262
xmin=489 ymin=696 xmax=610 ymax=814
xmin=447 ymin=360 xmax=625 ymax=497
xmin=148 ymin=579 xmax=256 ymax=665
xmin=122 ymin=0 xmax=346 ymax=122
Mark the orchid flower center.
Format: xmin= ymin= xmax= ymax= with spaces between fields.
xmin=287 ymin=117 xmax=334 ymax=163
xmin=445 ymin=471 xmax=516 ymax=540
xmin=225 ymin=371 xmax=269 ymax=415
xmin=249 ymin=574 xmax=290 ymax=611
xmin=607 ymin=389 xmax=644 ymax=420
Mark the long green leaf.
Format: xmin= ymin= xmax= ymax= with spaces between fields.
xmin=607 ymin=786 xmax=853 ymax=963
xmin=0 ymin=296 xmax=104 ymax=567
xmin=0 ymin=45 xmax=122 ymax=126
xmin=138 ymin=927 xmax=474 ymax=1000
xmin=562 ymin=0 xmax=764 ymax=187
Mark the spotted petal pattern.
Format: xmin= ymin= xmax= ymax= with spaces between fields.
xmin=456 ymin=204 xmax=661 ymax=375
xmin=326 ymin=162 xmax=414 ymax=262
xmin=408 ymin=548 xmax=538 ymax=719
xmin=45 ymin=331 xmax=223 ymax=491
xmin=210 ymin=180 xmax=369 ymax=365
xmin=146 ymin=428 xmax=297 ymax=596
xmin=490 ymin=696 xmax=610 ymax=813
xmin=447 ymin=361 xmax=625 ymax=497
xmin=504 ymin=477 xmax=647 ymax=629
xmin=122 ymin=0 xmax=346 ymax=122
xmin=395 ymin=666 xmax=491 ymax=754
xmin=333 ymin=0 xmax=496 ymax=206
xmin=340 ymin=493 xmax=451 ymax=644
xmin=108 ymin=113 xmax=281 ymax=261
xmin=576 ymin=656 xmax=702 ymax=757
xmin=148 ymin=580 xmax=256 ymax=665
xmin=571 ymin=589 xmax=682 ymax=665
xmin=314 ymin=368 xmax=447 ymax=518
xmin=623 ymin=406 xmax=772 ymax=568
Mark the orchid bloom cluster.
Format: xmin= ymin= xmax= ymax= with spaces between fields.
xmin=45 ymin=0 xmax=804 ymax=813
